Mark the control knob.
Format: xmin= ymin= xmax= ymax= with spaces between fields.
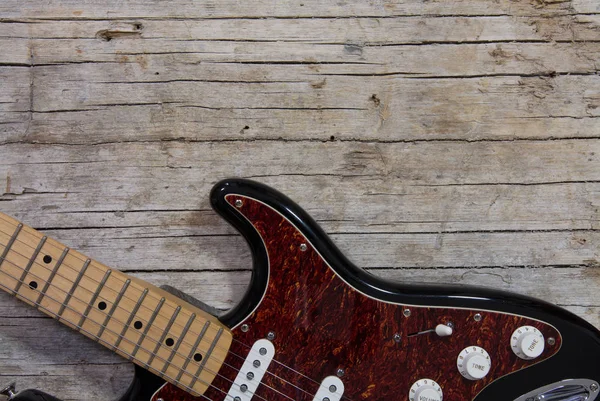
xmin=409 ymin=378 xmax=443 ymax=401
xmin=511 ymin=326 xmax=545 ymax=360
xmin=457 ymin=346 xmax=491 ymax=380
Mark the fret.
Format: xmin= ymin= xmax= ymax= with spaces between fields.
xmin=163 ymin=313 xmax=196 ymax=374
xmin=114 ymin=288 xmax=148 ymax=349
xmin=176 ymin=320 xmax=211 ymax=382
xmin=190 ymin=327 xmax=223 ymax=388
xmin=146 ymin=305 xmax=181 ymax=368
xmin=132 ymin=297 xmax=165 ymax=358
xmin=78 ymin=269 xmax=112 ymax=328
xmin=97 ymin=279 xmax=131 ymax=337
xmin=0 ymin=224 xmax=22 ymax=269
xmin=14 ymin=236 xmax=47 ymax=294
xmin=35 ymin=247 xmax=69 ymax=305
xmin=57 ymin=258 xmax=90 ymax=316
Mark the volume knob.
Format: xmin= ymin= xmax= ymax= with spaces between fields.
xmin=511 ymin=326 xmax=545 ymax=360
xmin=457 ymin=346 xmax=491 ymax=380
xmin=409 ymin=379 xmax=443 ymax=401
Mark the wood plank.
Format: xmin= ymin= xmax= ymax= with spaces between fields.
xmin=0 ymin=0 xmax=596 ymax=18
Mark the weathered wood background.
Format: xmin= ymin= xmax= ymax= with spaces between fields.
xmin=1 ymin=0 xmax=599 ymax=399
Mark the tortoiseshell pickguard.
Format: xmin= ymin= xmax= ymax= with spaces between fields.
xmin=152 ymin=195 xmax=561 ymax=401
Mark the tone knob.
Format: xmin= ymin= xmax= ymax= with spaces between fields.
xmin=511 ymin=326 xmax=545 ymax=360
xmin=457 ymin=346 xmax=491 ymax=380
xmin=409 ymin=378 xmax=443 ymax=401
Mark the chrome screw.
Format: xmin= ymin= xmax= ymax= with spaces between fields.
xmin=337 ymin=368 xmax=345 ymax=377
xmin=299 ymin=243 xmax=308 ymax=252
xmin=246 ymin=372 xmax=254 ymax=380
xmin=403 ymin=309 xmax=411 ymax=317
xmin=234 ymin=397 xmax=241 ymax=401
xmin=235 ymin=199 xmax=243 ymax=208
xmin=253 ymin=360 xmax=261 ymax=368
xmin=240 ymin=384 xmax=248 ymax=393
xmin=393 ymin=333 xmax=402 ymax=343
xmin=591 ymin=383 xmax=598 ymax=392
xmin=547 ymin=337 xmax=556 ymax=346
xmin=259 ymin=347 xmax=267 ymax=356
xmin=267 ymin=331 xmax=276 ymax=340
xmin=157 ymin=399 xmax=164 ymax=401
xmin=241 ymin=324 xmax=249 ymax=332
xmin=446 ymin=322 xmax=454 ymax=329
xmin=329 ymin=385 xmax=337 ymax=392
xmin=474 ymin=313 xmax=482 ymax=322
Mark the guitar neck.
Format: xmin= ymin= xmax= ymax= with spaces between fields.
xmin=0 ymin=212 xmax=232 ymax=398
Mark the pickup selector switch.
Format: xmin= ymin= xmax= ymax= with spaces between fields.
xmin=457 ymin=346 xmax=491 ymax=381
xmin=511 ymin=326 xmax=545 ymax=360
xmin=409 ymin=378 xmax=443 ymax=401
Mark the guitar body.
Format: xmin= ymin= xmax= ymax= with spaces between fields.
xmin=8 ymin=178 xmax=600 ymax=401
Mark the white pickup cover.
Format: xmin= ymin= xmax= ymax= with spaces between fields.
xmin=226 ymin=339 xmax=275 ymax=401
xmin=312 ymin=376 xmax=345 ymax=401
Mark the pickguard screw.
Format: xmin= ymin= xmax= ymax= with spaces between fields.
xmin=299 ymin=243 xmax=308 ymax=252
xmin=235 ymin=199 xmax=243 ymax=208
xmin=267 ymin=331 xmax=276 ymax=340
xmin=259 ymin=347 xmax=267 ymax=355
xmin=393 ymin=333 xmax=402 ymax=343
xmin=241 ymin=324 xmax=249 ymax=332
xmin=403 ymin=309 xmax=411 ymax=317
xmin=447 ymin=322 xmax=454 ymax=329
xmin=591 ymin=383 xmax=598 ymax=392
xmin=474 ymin=313 xmax=482 ymax=322
xmin=547 ymin=337 xmax=556 ymax=346
xmin=337 ymin=368 xmax=345 ymax=377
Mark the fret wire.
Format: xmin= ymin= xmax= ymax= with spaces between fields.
xmin=78 ymin=269 xmax=112 ymax=328
xmin=190 ymin=327 xmax=223 ymax=388
xmin=58 ymin=258 xmax=90 ymax=316
xmin=0 ymin=223 xmax=22 ymax=268
xmin=36 ymin=247 xmax=69 ymax=304
xmin=115 ymin=288 xmax=148 ymax=350
xmin=97 ymin=279 xmax=131 ymax=337
xmin=132 ymin=297 xmax=165 ymax=358
xmin=14 ymin=236 xmax=46 ymax=294
xmin=163 ymin=313 xmax=196 ymax=374
xmin=177 ymin=320 xmax=211 ymax=382
xmin=146 ymin=305 xmax=181 ymax=368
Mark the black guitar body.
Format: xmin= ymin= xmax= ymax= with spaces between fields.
xmin=7 ymin=179 xmax=600 ymax=401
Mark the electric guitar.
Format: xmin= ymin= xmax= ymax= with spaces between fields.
xmin=0 ymin=179 xmax=599 ymax=401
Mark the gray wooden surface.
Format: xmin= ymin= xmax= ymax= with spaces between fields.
xmin=1 ymin=1 xmax=599 ymax=400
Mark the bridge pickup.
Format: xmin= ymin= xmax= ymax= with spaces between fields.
xmin=312 ymin=376 xmax=345 ymax=401
xmin=227 ymin=339 xmax=275 ymax=401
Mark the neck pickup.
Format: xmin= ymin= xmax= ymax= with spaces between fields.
xmin=0 ymin=212 xmax=232 ymax=398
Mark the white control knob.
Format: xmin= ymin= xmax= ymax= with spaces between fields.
xmin=457 ymin=346 xmax=491 ymax=380
xmin=409 ymin=379 xmax=443 ymax=401
xmin=511 ymin=326 xmax=545 ymax=360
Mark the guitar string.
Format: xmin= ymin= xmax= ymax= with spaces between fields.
xmin=0 ymin=226 xmax=339 ymax=401
xmin=0 ymin=216 xmax=345 ymax=399
xmin=0 ymin=255 xmax=295 ymax=401
xmin=0 ymin=228 xmax=329 ymax=401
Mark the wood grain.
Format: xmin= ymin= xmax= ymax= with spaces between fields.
xmin=0 ymin=0 xmax=599 ymax=399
